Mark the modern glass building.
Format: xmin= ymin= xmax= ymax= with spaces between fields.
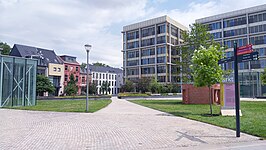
xmin=122 ymin=15 xmax=187 ymax=83
xmin=196 ymin=4 xmax=266 ymax=97
xmin=0 ymin=55 xmax=37 ymax=107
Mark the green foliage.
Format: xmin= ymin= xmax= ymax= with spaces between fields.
xmin=137 ymin=77 xmax=151 ymax=93
xmin=92 ymin=62 xmax=109 ymax=67
xmin=150 ymin=77 xmax=162 ymax=93
xmin=80 ymin=63 xmax=87 ymax=69
xmin=190 ymin=45 xmax=224 ymax=87
xmin=0 ymin=42 xmax=11 ymax=55
xmin=101 ymin=81 xmax=110 ymax=95
xmin=261 ymin=68 xmax=266 ymax=85
xmin=176 ymin=23 xmax=218 ymax=83
xmin=121 ymin=80 xmax=135 ymax=92
xmin=65 ymin=74 xmax=78 ymax=96
xmin=36 ymin=75 xmax=55 ymax=96
xmin=89 ymin=82 xmax=97 ymax=95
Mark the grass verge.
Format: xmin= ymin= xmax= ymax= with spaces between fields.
xmin=6 ymin=99 xmax=111 ymax=113
xmin=131 ymin=100 xmax=266 ymax=139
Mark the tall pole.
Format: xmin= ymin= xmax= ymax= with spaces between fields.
xmin=86 ymin=50 xmax=89 ymax=112
xmin=234 ymin=42 xmax=240 ymax=137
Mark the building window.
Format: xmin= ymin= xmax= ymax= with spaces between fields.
xmin=157 ymin=36 xmax=166 ymax=44
xmin=65 ymin=75 xmax=68 ymax=81
xmin=157 ymin=24 xmax=166 ymax=34
xmin=76 ymin=76 xmax=78 ymax=82
xmin=93 ymin=73 xmax=95 ymax=78
xmin=65 ymin=65 xmax=68 ymax=71
xmin=100 ymin=73 xmax=101 ymax=79
xmin=157 ymin=57 xmax=166 ymax=63
xmin=141 ymin=58 xmax=155 ymax=65
xmin=141 ymin=48 xmax=155 ymax=56
xmin=76 ymin=67 xmax=79 ymax=72
xmin=58 ymin=68 xmax=61 ymax=72
xmin=141 ymin=26 xmax=155 ymax=37
xmin=223 ymin=16 xmax=246 ymax=28
xmin=96 ymin=73 xmax=98 ymax=79
xmin=82 ymin=76 xmax=85 ymax=83
xmin=53 ymin=67 xmax=56 ymax=71
xmin=157 ymin=66 xmax=166 ymax=73
xmin=141 ymin=38 xmax=155 ymax=47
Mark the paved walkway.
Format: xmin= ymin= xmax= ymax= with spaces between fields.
xmin=0 ymin=97 xmax=264 ymax=150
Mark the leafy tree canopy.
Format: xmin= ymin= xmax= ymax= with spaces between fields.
xmin=64 ymin=74 xmax=78 ymax=96
xmin=36 ymin=75 xmax=55 ymax=95
xmin=176 ymin=23 xmax=219 ymax=83
xmin=92 ymin=62 xmax=109 ymax=67
xmin=0 ymin=42 xmax=11 ymax=55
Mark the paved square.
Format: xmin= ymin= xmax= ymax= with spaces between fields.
xmin=0 ymin=97 xmax=263 ymax=150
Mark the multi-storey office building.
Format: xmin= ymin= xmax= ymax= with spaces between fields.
xmin=122 ymin=15 xmax=187 ymax=83
xmin=80 ymin=65 xmax=123 ymax=95
xmin=196 ymin=4 xmax=266 ymax=97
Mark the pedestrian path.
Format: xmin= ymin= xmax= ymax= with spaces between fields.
xmin=0 ymin=97 xmax=264 ymax=150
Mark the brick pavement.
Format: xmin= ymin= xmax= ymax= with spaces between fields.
xmin=0 ymin=97 xmax=261 ymax=150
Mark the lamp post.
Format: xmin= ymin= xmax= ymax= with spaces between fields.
xmin=85 ymin=44 xmax=92 ymax=112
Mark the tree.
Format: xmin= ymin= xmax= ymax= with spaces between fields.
xmin=190 ymin=45 xmax=224 ymax=115
xmin=36 ymin=75 xmax=55 ymax=96
xmin=261 ymin=68 xmax=266 ymax=85
xmin=101 ymin=81 xmax=110 ymax=95
xmin=176 ymin=23 xmax=217 ymax=83
xmin=64 ymin=74 xmax=78 ymax=96
xmin=121 ymin=80 xmax=135 ymax=92
xmin=92 ymin=62 xmax=109 ymax=67
xmin=136 ymin=77 xmax=151 ymax=93
xmin=0 ymin=42 xmax=11 ymax=55
xmin=150 ymin=77 xmax=162 ymax=93
xmin=80 ymin=63 xmax=87 ymax=70
xmin=89 ymin=82 xmax=97 ymax=95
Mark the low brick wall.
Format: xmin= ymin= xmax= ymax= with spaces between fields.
xmin=182 ymin=84 xmax=220 ymax=104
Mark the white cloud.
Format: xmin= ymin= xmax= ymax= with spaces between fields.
xmin=0 ymin=0 xmax=150 ymax=67
xmin=1 ymin=0 xmax=266 ymax=68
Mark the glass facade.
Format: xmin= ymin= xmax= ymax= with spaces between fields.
xmin=0 ymin=56 xmax=37 ymax=107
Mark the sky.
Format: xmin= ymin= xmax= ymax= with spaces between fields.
xmin=1 ymin=0 xmax=266 ymax=68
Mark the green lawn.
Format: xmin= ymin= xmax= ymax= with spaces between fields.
xmin=7 ymin=100 xmax=111 ymax=113
xmin=131 ymin=100 xmax=266 ymax=139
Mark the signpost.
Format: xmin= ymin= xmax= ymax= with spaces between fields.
xmin=219 ymin=44 xmax=257 ymax=138
xmin=234 ymin=43 xmax=240 ymax=138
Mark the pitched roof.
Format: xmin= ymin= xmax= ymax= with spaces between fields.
xmin=10 ymin=44 xmax=63 ymax=65
xmin=80 ymin=65 xmax=123 ymax=74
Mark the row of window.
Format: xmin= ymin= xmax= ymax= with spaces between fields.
xmin=126 ymin=66 xmax=168 ymax=75
xmin=157 ymin=36 xmax=166 ymax=44
xmin=92 ymin=73 xmax=116 ymax=80
xmin=249 ymin=12 xmax=266 ymax=24
xmin=141 ymin=38 xmax=155 ymax=47
xmin=53 ymin=67 xmax=61 ymax=72
xmin=206 ymin=12 xmax=266 ymax=31
xmin=93 ymin=80 xmax=116 ymax=87
xmin=141 ymin=67 xmax=155 ymax=74
xmin=250 ymin=35 xmax=266 ymax=45
xmin=127 ymin=46 xmax=167 ymax=58
xmin=142 ymin=27 xmax=155 ymax=37
xmin=128 ymin=50 xmax=139 ymax=58
xmin=127 ymin=68 xmax=139 ymax=76
xmin=223 ymin=60 xmax=266 ymax=70
xmin=249 ymin=24 xmax=266 ymax=34
xmin=207 ymin=22 xmax=221 ymax=31
xmin=127 ymin=30 xmax=139 ymax=40
xmin=212 ymin=32 xmax=222 ymax=39
xmin=223 ymin=16 xmax=247 ymax=28
xmin=224 ymin=38 xmax=248 ymax=48
xmin=65 ymin=65 xmax=79 ymax=72
xmin=224 ymin=28 xmax=247 ymax=37
xmin=127 ymin=41 xmax=139 ymax=49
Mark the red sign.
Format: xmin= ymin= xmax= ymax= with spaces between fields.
xmin=237 ymin=44 xmax=253 ymax=55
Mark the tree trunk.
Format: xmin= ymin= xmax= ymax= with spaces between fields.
xmin=209 ymin=86 xmax=213 ymax=116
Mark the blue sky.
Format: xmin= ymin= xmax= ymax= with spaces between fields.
xmin=1 ymin=0 xmax=266 ymax=68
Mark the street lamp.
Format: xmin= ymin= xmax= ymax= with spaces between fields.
xmin=85 ymin=44 xmax=92 ymax=112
